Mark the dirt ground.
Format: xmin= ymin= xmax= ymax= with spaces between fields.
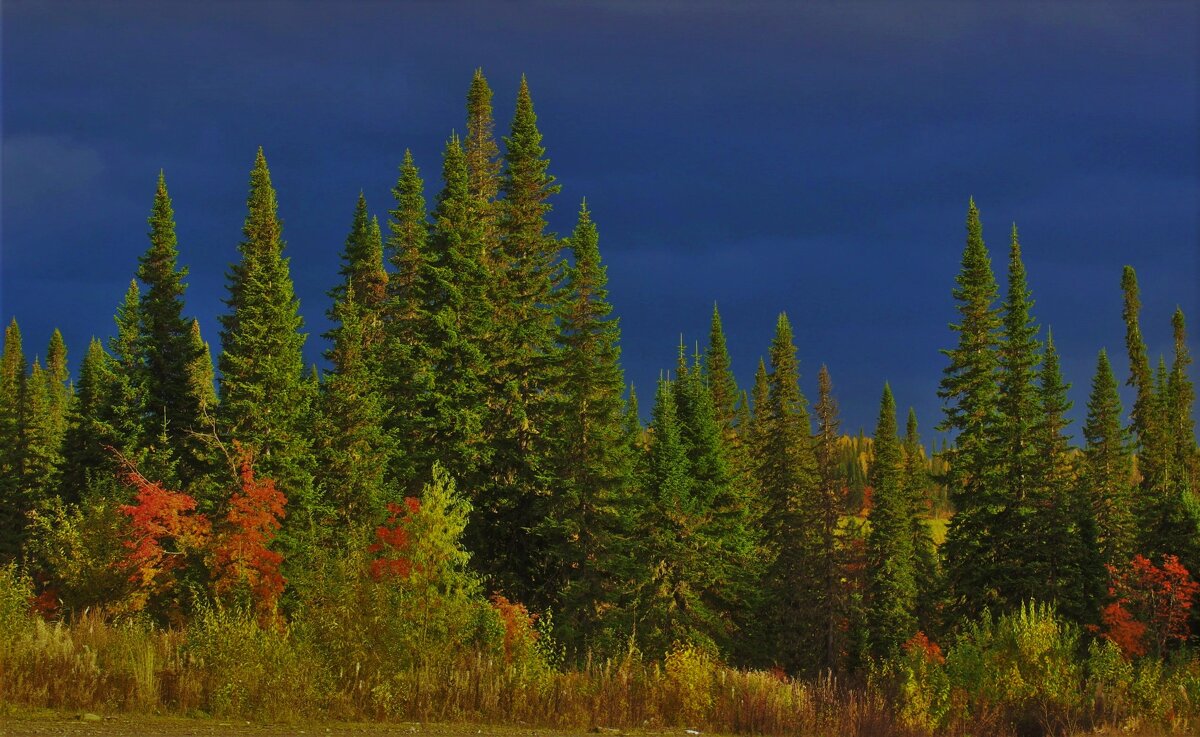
xmin=0 ymin=710 xmax=676 ymax=737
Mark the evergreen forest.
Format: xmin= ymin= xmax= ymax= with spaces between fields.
xmin=2 ymin=72 xmax=1199 ymax=737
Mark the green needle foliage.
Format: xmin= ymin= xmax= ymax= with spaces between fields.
xmin=218 ymin=148 xmax=317 ymax=532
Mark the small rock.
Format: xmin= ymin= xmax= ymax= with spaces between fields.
xmin=79 ymin=713 xmax=102 ymax=722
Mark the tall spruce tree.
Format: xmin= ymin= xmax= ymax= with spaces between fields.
xmin=938 ymin=198 xmax=1003 ymax=623
xmin=385 ymin=149 xmax=433 ymax=488
xmin=757 ymin=313 xmax=821 ymax=673
xmin=707 ymin=304 xmax=740 ymax=438
xmin=1168 ymin=308 xmax=1198 ymax=493
xmin=902 ymin=408 xmax=939 ymax=635
xmin=19 ymin=357 xmax=61 ymax=520
xmin=0 ymin=319 xmax=27 ymax=560
xmin=218 ymin=148 xmax=317 ymax=529
xmin=186 ymin=320 xmax=217 ymax=417
xmin=545 ymin=202 xmax=632 ymax=649
xmin=44 ymin=329 xmax=72 ymax=444
xmin=60 ymin=338 xmax=118 ymax=501
xmin=1081 ymin=350 xmax=1138 ymax=569
xmin=465 ymin=68 xmax=503 ymax=259
xmin=1031 ymin=331 xmax=1096 ymax=621
xmin=478 ymin=76 xmax=564 ymax=603
xmin=137 ymin=173 xmax=206 ymax=483
xmin=866 ymin=384 xmax=918 ymax=658
xmin=813 ymin=364 xmax=846 ymax=670
xmin=993 ymin=224 xmax=1042 ymax=607
xmin=318 ymin=195 xmax=394 ymax=531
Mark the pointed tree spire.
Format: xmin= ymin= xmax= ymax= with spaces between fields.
xmin=465 ymin=68 xmax=503 ymax=260
xmin=706 ymin=303 xmax=739 ymax=435
xmin=813 ymin=364 xmax=847 ymax=671
xmin=1081 ymin=349 xmax=1137 ymax=569
xmin=866 ymin=383 xmax=917 ymax=658
xmin=0 ymin=319 xmax=27 ymax=561
xmin=218 ymin=147 xmax=316 ymax=529
xmin=1168 ymin=307 xmax=1198 ymax=492
xmin=938 ymin=198 xmax=1003 ymax=621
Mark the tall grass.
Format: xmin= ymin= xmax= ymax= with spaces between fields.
xmin=2 ymin=566 xmax=1198 ymax=736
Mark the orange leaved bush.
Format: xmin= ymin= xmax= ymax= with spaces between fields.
xmin=118 ymin=466 xmax=211 ymax=615
xmin=368 ymin=497 xmax=420 ymax=582
xmin=209 ymin=448 xmax=288 ymax=620
xmin=491 ymin=594 xmax=539 ymax=663
xmin=1100 ymin=554 xmax=1200 ymax=658
xmin=903 ymin=630 xmax=945 ymax=665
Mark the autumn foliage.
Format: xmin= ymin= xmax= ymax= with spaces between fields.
xmin=117 ymin=466 xmax=211 ymax=615
xmin=209 ymin=449 xmax=288 ymax=619
xmin=490 ymin=594 xmax=539 ymax=663
xmin=1100 ymin=554 xmax=1200 ymax=658
xmin=368 ymin=497 xmax=420 ymax=582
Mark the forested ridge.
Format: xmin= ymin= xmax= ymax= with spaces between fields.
xmin=2 ymin=71 xmax=1199 ymax=735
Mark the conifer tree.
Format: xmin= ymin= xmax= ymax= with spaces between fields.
xmin=19 ymin=358 xmax=61 ymax=516
xmin=106 ymin=281 xmax=150 ymax=468
xmin=866 ymin=384 xmax=918 ymax=657
xmin=465 ymin=68 xmax=503 ymax=259
xmin=0 ymin=319 xmax=27 ymax=560
xmin=707 ymin=304 xmax=740 ymax=438
xmin=60 ymin=338 xmax=118 ymax=501
xmin=545 ymin=202 xmax=632 ymax=649
xmin=813 ymin=364 xmax=846 ymax=670
xmin=1082 ymin=350 xmax=1138 ymax=570
xmin=1121 ymin=266 xmax=1157 ymax=474
xmin=757 ymin=313 xmax=821 ymax=673
xmin=385 ymin=150 xmax=432 ymax=488
xmin=44 ymin=329 xmax=72 ymax=444
xmin=479 ymin=76 xmax=564 ymax=603
xmin=938 ymin=198 xmax=1003 ymax=622
xmin=137 ymin=173 xmax=206 ymax=482
xmin=186 ymin=320 xmax=217 ymax=417
xmin=318 ymin=196 xmax=394 ymax=532
xmin=1031 ymin=331 xmax=1096 ymax=621
xmin=993 ymin=224 xmax=1042 ymax=607
xmin=1168 ymin=308 xmax=1198 ymax=493
xmin=218 ymin=148 xmax=316 ymax=530
xmin=902 ymin=408 xmax=939 ymax=635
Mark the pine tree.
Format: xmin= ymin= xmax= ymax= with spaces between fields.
xmin=813 ymin=364 xmax=846 ymax=670
xmin=902 ymin=408 xmax=939 ymax=635
xmin=757 ymin=313 xmax=821 ymax=673
xmin=477 ymin=76 xmax=564 ymax=604
xmin=0 ymin=319 xmax=27 ymax=560
xmin=318 ymin=195 xmax=395 ymax=532
xmin=707 ymin=304 xmax=740 ymax=437
xmin=107 ymin=281 xmax=150 ymax=468
xmin=465 ymin=68 xmax=503 ymax=260
xmin=137 ymin=173 xmax=206 ymax=483
xmin=44 ymin=329 xmax=72 ymax=446
xmin=186 ymin=320 xmax=217 ymax=417
xmin=938 ymin=198 xmax=1003 ymax=623
xmin=993 ymin=223 xmax=1042 ymax=607
xmin=384 ymin=149 xmax=432 ymax=488
xmin=60 ymin=338 xmax=118 ymax=501
xmin=1031 ymin=330 xmax=1096 ymax=622
xmin=218 ymin=148 xmax=317 ymax=532
xmin=866 ymin=384 xmax=918 ymax=657
xmin=545 ymin=202 xmax=632 ymax=649
xmin=19 ymin=358 xmax=61 ymax=517
xmin=1168 ymin=308 xmax=1198 ymax=493
xmin=1081 ymin=350 xmax=1137 ymax=569
xmin=1121 ymin=266 xmax=1157 ymax=475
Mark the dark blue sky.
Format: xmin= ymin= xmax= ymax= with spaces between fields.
xmin=3 ymin=1 xmax=1198 ymax=437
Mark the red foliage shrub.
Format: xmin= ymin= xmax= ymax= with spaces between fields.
xmin=1100 ymin=554 xmax=1200 ymax=658
xmin=118 ymin=467 xmax=210 ymax=614
xmin=210 ymin=449 xmax=288 ymax=620
xmin=490 ymin=594 xmax=538 ymax=663
xmin=903 ymin=630 xmax=945 ymax=665
xmin=368 ymin=498 xmax=420 ymax=582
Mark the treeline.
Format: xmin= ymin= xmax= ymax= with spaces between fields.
xmin=0 ymin=70 xmax=1198 ymax=682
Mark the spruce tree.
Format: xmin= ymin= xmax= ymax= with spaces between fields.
xmin=1031 ymin=331 xmax=1096 ymax=621
xmin=813 ymin=364 xmax=846 ymax=670
xmin=137 ymin=173 xmax=206 ymax=482
xmin=1168 ymin=308 xmax=1198 ymax=493
xmin=706 ymin=304 xmax=740 ymax=437
xmin=902 ymin=408 xmax=939 ymax=635
xmin=0 ymin=319 xmax=27 ymax=560
xmin=545 ymin=202 xmax=632 ymax=649
xmin=60 ymin=338 xmax=118 ymax=501
xmin=186 ymin=320 xmax=217 ymax=417
xmin=465 ymin=68 xmax=503 ymax=259
xmin=385 ymin=149 xmax=433 ymax=488
xmin=993 ymin=223 xmax=1042 ymax=607
xmin=757 ymin=313 xmax=821 ymax=673
xmin=866 ymin=384 xmax=918 ymax=657
xmin=107 ymin=281 xmax=150 ymax=467
xmin=218 ymin=148 xmax=317 ymax=530
xmin=19 ymin=358 xmax=61 ymax=517
xmin=318 ymin=195 xmax=394 ymax=532
xmin=44 ymin=329 xmax=72 ymax=445
xmin=938 ymin=198 xmax=1003 ymax=623
xmin=478 ymin=76 xmax=564 ymax=603
xmin=1081 ymin=350 xmax=1137 ymax=568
